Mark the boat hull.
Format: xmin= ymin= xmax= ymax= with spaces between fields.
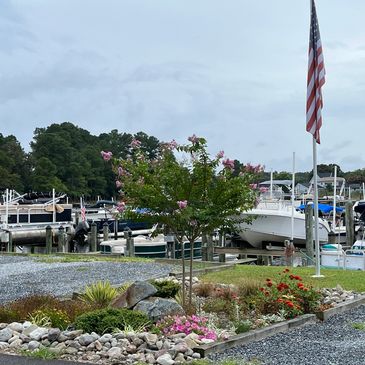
xmin=238 ymin=209 xmax=330 ymax=248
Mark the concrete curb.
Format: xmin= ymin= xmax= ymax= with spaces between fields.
xmin=193 ymin=314 xmax=317 ymax=357
xmin=316 ymin=295 xmax=365 ymax=321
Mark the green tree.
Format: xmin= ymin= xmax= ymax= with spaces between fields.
xmin=0 ymin=134 xmax=29 ymax=191
xmin=106 ymin=136 xmax=260 ymax=307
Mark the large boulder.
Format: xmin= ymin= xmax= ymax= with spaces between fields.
xmin=111 ymin=281 xmax=157 ymax=309
xmin=133 ymin=297 xmax=185 ymax=321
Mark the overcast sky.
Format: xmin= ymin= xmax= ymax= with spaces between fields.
xmin=1 ymin=0 xmax=365 ymax=172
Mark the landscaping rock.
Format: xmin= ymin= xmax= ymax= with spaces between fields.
xmin=29 ymin=327 xmax=48 ymax=341
xmin=48 ymin=328 xmax=61 ymax=342
xmin=157 ymin=353 xmax=175 ymax=365
xmin=0 ymin=328 xmax=13 ymax=342
xmin=134 ymin=297 xmax=185 ymax=321
xmin=0 ymin=342 xmax=9 ymax=350
xmin=107 ymin=346 xmax=122 ymax=358
xmin=8 ymin=322 xmax=23 ymax=333
xmin=78 ymin=334 xmax=95 ymax=346
xmin=112 ymin=280 xmax=157 ymax=308
xmin=28 ymin=341 xmax=40 ymax=351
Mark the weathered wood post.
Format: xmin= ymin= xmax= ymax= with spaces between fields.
xmin=7 ymin=232 xmax=13 ymax=253
xmin=114 ymin=218 xmax=119 ymax=240
xmin=128 ymin=233 xmax=135 ymax=257
xmin=201 ymin=234 xmax=208 ymax=261
xmin=90 ymin=222 xmax=98 ymax=252
xmin=305 ymin=204 xmax=314 ymax=265
xmin=345 ymin=201 xmax=354 ymax=247
xmin=207 ymin=234 xmax=214 ymax=261
xmin=103 ymin=222 xmax=109 ymax=242
xmin=75 ymin=211 xmax=79 ymax=226
xmin=46 ymin=225 xmax=52 ymax=254
xmin=218 ymin=231 xmax=226 ymax=263
xmin=124 ymin=228 xmax=130 ymax=256
xmin=58 ymin=226 xmax=65 ymax=253
xmin=165 ymin=234 xmax=175 ymax=259
xmin=66 ymin=226 xmax=72 ymax=253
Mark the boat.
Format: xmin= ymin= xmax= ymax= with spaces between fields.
xmin=100 ymin=234 xmax=202 ymax=258
xmin=237 ymin=204 xmax=330 ymax=248
xmin=0 ymin=190 xmax=73 ymax=246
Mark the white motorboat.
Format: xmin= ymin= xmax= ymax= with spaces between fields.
xmin=237 ymin=205 xmax=330 ymax=248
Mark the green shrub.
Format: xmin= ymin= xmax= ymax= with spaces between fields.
xmin=80 ymin=281 xmax=119 ymax=308
xmin=29 ymin=308 xmax=70 ymax=330
xmin=203 ymin=298 xmax=236 ymax=316
xmin=20 ymin=347 xmax=58 ymax=360
xmin=234 ymin=320 xmax=252 ymax=334
xmin=74 ymin=308 xmax=150 ymax=334
xmin=150 ymin=279 xmax=181 ymax=298
xmin=0 ymin=307 xmax=18 ymax=323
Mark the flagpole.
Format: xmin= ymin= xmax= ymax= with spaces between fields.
xmin=312 ymin=138 xmax=322 ymax=277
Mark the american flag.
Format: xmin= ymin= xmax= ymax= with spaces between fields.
xmin=306 ymin=0 xmax=325 ymax=144
xmin=80 ymin=198 xmax=86 ymax=222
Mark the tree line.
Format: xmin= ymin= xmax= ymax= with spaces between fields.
xmin=1 ymin=122 xmax=365 ymax=200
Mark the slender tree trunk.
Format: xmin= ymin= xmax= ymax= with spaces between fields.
xmin=189 ymin=238 xmax=194 ymax=308
xmin=181 ymin=240 xmax=186 ymax=308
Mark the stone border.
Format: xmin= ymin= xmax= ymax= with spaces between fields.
xmin=193 ymin=314 xmax=317 ymax=357
xmin=316 ymin=295 xmax=365 ymax=321
xmin=194 ymin=295 xmax=365 ymax=357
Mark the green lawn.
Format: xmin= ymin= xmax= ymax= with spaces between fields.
xmin=31 ymin=254 xmax=152 ymax=264
xmin=200 ymin=265 xmax=365 ymax=292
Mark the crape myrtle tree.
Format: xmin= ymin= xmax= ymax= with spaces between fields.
xmin=102 ymin=135 xmax=262 ymax=308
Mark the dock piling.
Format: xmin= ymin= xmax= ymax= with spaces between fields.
xmin=90 ymin=222 xmax=97 ymax=252
xmin=46 ymin=225 xmax=52 ymax=254
xmin=305 ymin=204 xmax=314 ymax=265
xmin=345 ymin=201 xmax=354 ymax=247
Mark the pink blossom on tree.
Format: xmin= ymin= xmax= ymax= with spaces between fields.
xmin=216 ymin=150 xmax=224 ymax=159
xmin=101 ymin=151 xmax=113 ymax=161
xmin=250 ymin=183 xmax=258 ymax=189
xmin=115 ymin=180 xmax=122 ymax=188
xmin=116 ymin=201 xmax=126 ymax=212
xmin=188 ymin=134 xmax=199 ymax=144
xmin=222 ymin=158 xmax=235 ymax=171
xmin=177 ymin=200 xmax=188 ymax=209
xmin=130 ymin=138 xmax=142 ymax=149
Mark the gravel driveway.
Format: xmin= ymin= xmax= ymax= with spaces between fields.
xmin=210 ymin=305 xmax=365 ymax=365
xmin=0 ymin=255 xmax=176 ymax=304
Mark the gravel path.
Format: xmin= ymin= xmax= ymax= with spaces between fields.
xmin=210 ymin=305 xmax=365 ymax=365
xmin=0 ymin=255 xmax=176 ymax=304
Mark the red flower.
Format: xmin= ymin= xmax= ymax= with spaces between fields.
xmin=297 ymin=282 xmax=304 ymax=288
xmin=259 ymin=287 xmax=265 ymax=292
xmin=283 ymin=268 xmax=290 ymax=273
xmin=266 ymin=282 xmax=273 ymax=287
xmin=277 ymin=298 xmax=284 ymax=303
xmin=285 ymin=301 xmax=294 ymax=308
xmin=294 ymin=275 xmax=302 ymax=281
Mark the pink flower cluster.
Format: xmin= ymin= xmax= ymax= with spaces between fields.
xmin=162 ymin=139 xmax=179 ymax=151
xmin=188 ymin=134 xmax=199 ymax=144
xmin=177 ymin=200 xmax=188 ymax=209
xmin=222 ymin=158 xmax=235 ymax=171
xmin=216 ymin=150 xmax=224 ymax=159
xmin=116 ymin=201 xmax=126 ymax=213
xmin=156 ymin=315 xmax=217 ymax=341
xmin=244 ymin=163 xmax=264 ymax=174
xmin=101 ymin=151 xmax=113 ymax=161
xmin=130 ymin=138 xmax=142 ymax=148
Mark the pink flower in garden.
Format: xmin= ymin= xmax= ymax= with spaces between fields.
xmin=167 ymin=139 xmax=178 ymax=150
xmin=117 ymin=166 xmax=125 ymax=176
xmin=101 ymin=151 xmax=113 ymax=161
xmin=216 ymin=150 xmax=224 ymax=159
xmin=250 ymin=183 xmax=258 ymax=189
xmin=222 ymin=158 xmax=235 ymax=171
xmin=115 ymin=180 xmax=122 ymax=188
xmin=188 ymin=134 xmax=199 ymax=144
xmin=259 ymin=187 xmax=269 ymax=193
xmin=177 ymin=200 xmax=188 ymax=209
xmin=116 ymin=201 xmax=126 ymax=213
xmin=130 ymin=138 xmax=142 ymax=148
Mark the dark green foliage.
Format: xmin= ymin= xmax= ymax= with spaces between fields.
xmin=234 ymin=320 xmax=252 ymax=334
xmin=74 ymin=308 xmax=150 ymax=334
xmin=150 ymin=279 xmax=181 ymax=298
